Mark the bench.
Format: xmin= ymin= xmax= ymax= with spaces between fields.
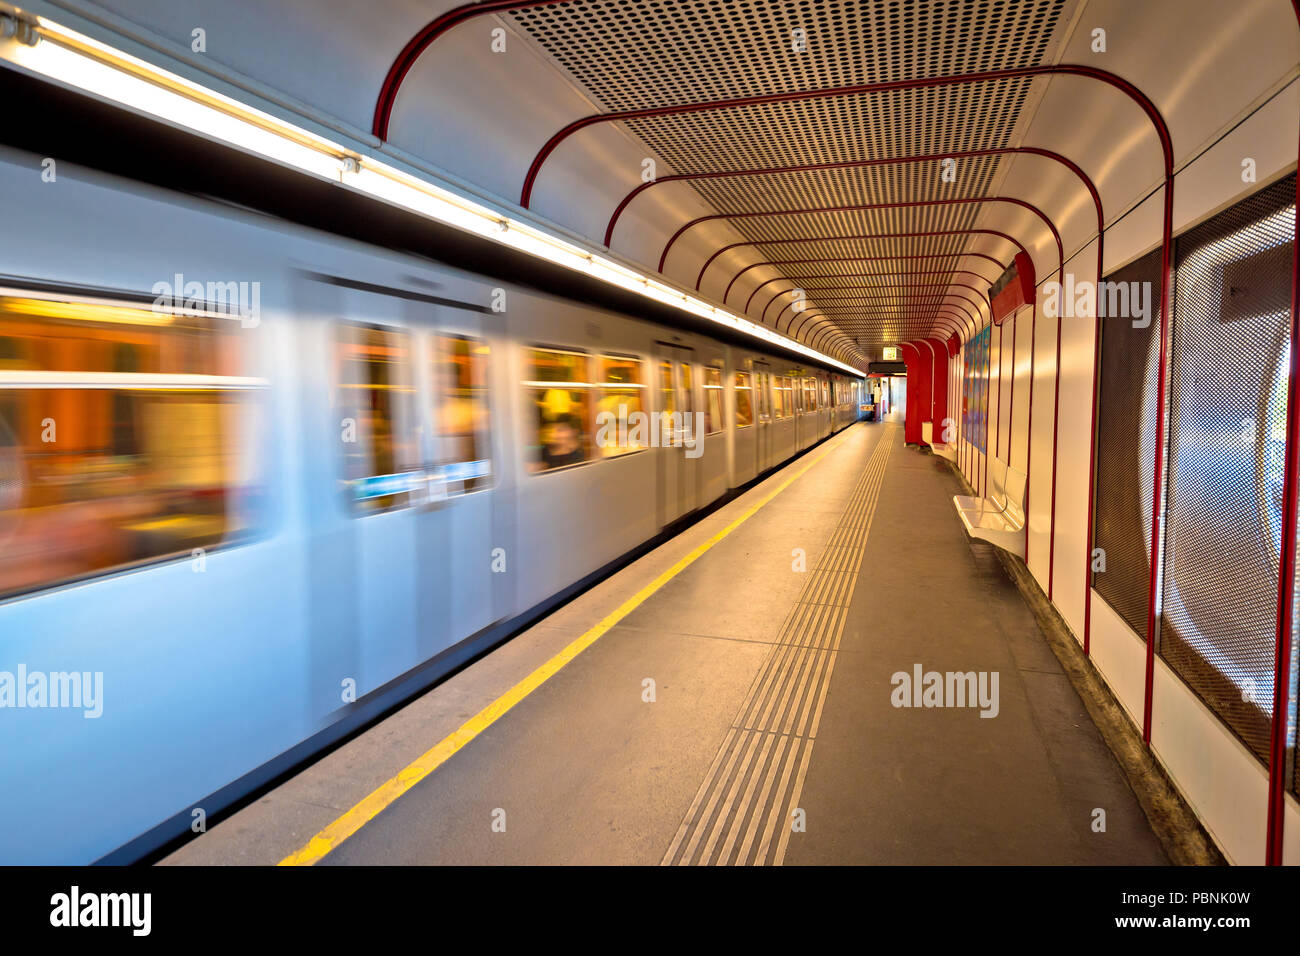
xmin=921 ymin=421 xmax=957 ymax=462
xmin=953 ymin=456 xmax=1027 ymax=557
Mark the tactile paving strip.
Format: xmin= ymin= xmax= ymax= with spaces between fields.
xmin=661 ymin=424 xmax=897 ymax=865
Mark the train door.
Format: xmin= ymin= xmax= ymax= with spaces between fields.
xmin=676 ymin=352 xmax=702 ymax=515
xmin=331 ymin=307 xmax=424 ymax=695
xmin=732 ymin=358 xmax=758 ymax=485
xmin=754 ymin=362 xmax=774 ymax=472
xmin=417 ymin=315 xmax=503 ymax=648
xmin=656 ymin=343 xmax=700 ymax=527
xmin=317 ymin=277 xmax=500 ymax=703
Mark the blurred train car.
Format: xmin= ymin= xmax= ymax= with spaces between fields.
xmin=0 ymin=144 xmax=864 ymax=863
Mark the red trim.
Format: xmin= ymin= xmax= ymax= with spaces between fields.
xmin=658 ymin=195 xmax=1063 ymax=275
xmin=1265 ymin=0 xmax=1300 ymax=868
xmin=995 ymin=323 xmax=1003 ymax=458
xmin=990 ymin=251 xmax=1038 ymax=324
xmin=1142 ymin=182 xmax=1176 ymax=746
xmin=793 ymin=307 xmax=970 ymax=343
xmin=760 ymin=280 xmax=992 ymax=326
xmin=726 ymin=253 xmax=1008 ymax=304
xmin=746 ymin=270 xmax=995 ymax=314
xmin=520 ymin=64 xmax=1164 ymax=209
xmin=776 ymin=292 xmax=984 ymax=331
xmin=805 ymin=316 xmax=965 ymax=347
xmin=1048 ymin=307 xmax=1063 ymax=599
xmin=983 ymin=324 xmax=992 ymax=496
xmin=372 ymin=0 xmax=570 ymax=140
xmin=784 ymin=293 xmax=983 ymax=341
xmin=605 ymin=146 xmax=1103 ymax=250
xmin=698 ymin=227 xmax=1034 ymax=292
xmin=1008 ymin=311 xmax=1017 ymax=471
xmin=1026 ymin=303 xmax=1037 ymax=558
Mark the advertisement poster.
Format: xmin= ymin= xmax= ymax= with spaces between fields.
xmin=963 ymin=325 xmax=992 ymax=454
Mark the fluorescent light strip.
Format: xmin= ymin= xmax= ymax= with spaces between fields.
xmin=3 ymin=17 xmax=863 ymax=376
xmin=0 ymin=371 xmax=268 ymax=388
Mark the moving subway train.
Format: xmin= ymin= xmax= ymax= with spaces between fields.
xmin=0 ymin=141 xmax=863 ymax=864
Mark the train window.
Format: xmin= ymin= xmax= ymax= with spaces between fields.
xmin=703 ymin=364 xmax=724 ymax=434
xmin=734 ymin=371 xmax=754 ymax=427
xmin=597 ymin=354 xmax=646 ymax=457
xmin=776 ymin=377 xmax=794 ymax=419
xmin=526 ymin=348 xmax=592 ymax=472
xmin=434 ymin=335 xmax=491 ymax=495
xmin=338 ymin=323 xmax=420 ymax=512
xmin=804 ymin=378 xmax=817 ymax=411
xmin=678 ymin=361 xmax=694 ymax=420
xmin=757 ymin=373 xmax=772 ymax=423
xmin=657 ymin=359 xmax=679 ymax=447
xmin=0 ymin=294 xmax=263 ymax=600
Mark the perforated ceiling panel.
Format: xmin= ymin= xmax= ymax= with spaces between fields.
xmin=506 ymin=0 xmax=1074 ymax=359
xmin=510 ymin=0 xmax=1066 ymax=108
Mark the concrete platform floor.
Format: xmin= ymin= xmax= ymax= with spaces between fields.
xmin=164 ymin=422 xmax=1168 ymax=865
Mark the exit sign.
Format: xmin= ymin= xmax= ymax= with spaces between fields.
xmin=882 ymin=346 xmax=899 ymax=361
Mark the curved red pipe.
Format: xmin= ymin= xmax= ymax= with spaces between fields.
xmin=372 ymin=0 xmax=570 ymax=140
xmin=809 ymin=312 xmax=969 ymax=348
xmin=1264 ymin=0 xmax=1300 ymax=866
xmin=763 ymin=282 xmax=991 ymax=327
xmin=520 ymin=64 xmax=1166 ymax=209
xmin=786 ymin=281 xmax=991 ymax=322
xmin=658 ymin=195 xmax=1063 ymax=276
xmin=746 ymin=270 xmax=995 ymax=314
xmin=810 ymin=317 xmax=965 ymax=352
xmin=698 ymin=226 xmax=1034 ymax=291
xmin=727 ymin=253 xmax=1008 ymax=304
xmin=786 ymin=296 xmax=977 ymax=337
xmin=605 ymin=146 xmax=1101 ymax=250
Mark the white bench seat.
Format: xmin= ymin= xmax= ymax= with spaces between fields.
xmin=921 ymin=421 xmax=957 ymax=462
xmin=952 ymin=456 xmax=1026 ymax=557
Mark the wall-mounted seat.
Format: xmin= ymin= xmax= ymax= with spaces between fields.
xmin=953 ymin=456 xmax=1026 ymax=557
xmin=921 ymin=421 xmax=957 ymax=462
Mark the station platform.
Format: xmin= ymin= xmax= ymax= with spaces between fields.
xmin=164 ymin=422 xmax=1168 ymax=866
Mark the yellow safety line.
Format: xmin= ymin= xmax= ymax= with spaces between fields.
xmin=279 ymin=434 xmax=851 ymax=866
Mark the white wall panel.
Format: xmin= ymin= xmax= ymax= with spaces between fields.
xmin=1026 ymin=303 xmax=1055 ymax=586
xmin=1051 ymin=241 xmax=1102 ymax=639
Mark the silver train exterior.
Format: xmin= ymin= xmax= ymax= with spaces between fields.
xmin=0 ymin=145 xmax=864 ymax=864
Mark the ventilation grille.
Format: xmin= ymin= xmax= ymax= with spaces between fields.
xmin=692 ymin=156 xmax=1005 ymax=216
xmin=1092 ymin=248 xmax=1164 ymax=638
xmin=624 ymin=81 xmax=1036 ymax=175
xmin=510 ymin=0 xmax=1066 ymax=111
xmin=1160 ymin=174 xmax=1296 ymax=768
xmin=507 ymin=0 xmax=1071 ymax=349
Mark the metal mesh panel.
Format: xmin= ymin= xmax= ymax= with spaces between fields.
xmin=1092 ymin=248 xmax=1164 ymax=636
xmin=507 ymin=0 xmax=1072 ymax=349
xmin=1161 ymin=174 xmax=1296 ymax=766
